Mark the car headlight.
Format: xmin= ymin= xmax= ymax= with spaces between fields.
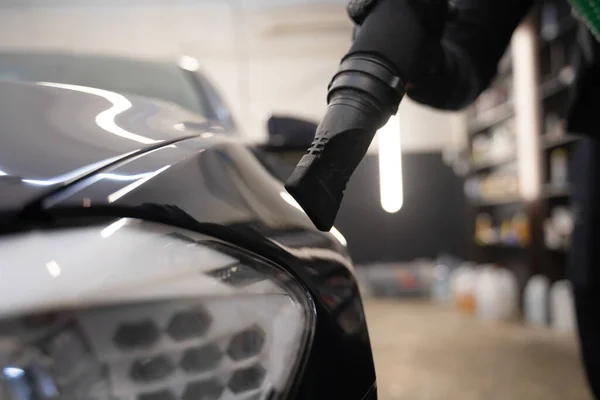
xmin=0 ymin=218 xmax=315 ymax=400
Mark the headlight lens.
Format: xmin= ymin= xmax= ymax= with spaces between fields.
xmin=0 ymin=219 xmax=314 ymax=400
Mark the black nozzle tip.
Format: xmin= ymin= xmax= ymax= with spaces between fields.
xmin=285 ymin=164 xmax=340 ymax=232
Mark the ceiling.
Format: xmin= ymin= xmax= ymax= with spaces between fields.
xmin=0 ymin=0 xmax=347 ymax=8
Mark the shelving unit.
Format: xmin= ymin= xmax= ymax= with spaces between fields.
xmin=542 ymin=134 xmax=579 ymax=149
xmin=472 ymin=197 xmax=524 ymax=207
xmin=543 ymin=183 xmax=571 ymax=198
xmin=537 ymin=0 xmax=579 ymax=281
xmin=476 ymin=243 xmax=528 ymax=250
xmin=464 ymin=1 xmax=579 ymax=286
xmin=468 ymin=103 xmax=515 ymax=134
xmin=469 ymin=155 xmax=517 ymax=173
xmin=464 ymin=39 xmax=530 ymax=279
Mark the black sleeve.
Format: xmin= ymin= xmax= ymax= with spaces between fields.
xmin=408 ymin=0 xmax=534 ymax=110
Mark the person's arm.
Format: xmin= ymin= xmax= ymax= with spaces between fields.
xmin=408 ymin=0 xmax=534 ymax=110
xmin=285 ymin=0 xmax=536 ymax=230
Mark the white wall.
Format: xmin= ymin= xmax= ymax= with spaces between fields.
xmin=0 ymin=0 xmax=467 ymax=152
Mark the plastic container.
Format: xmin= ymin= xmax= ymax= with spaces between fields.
xmin=475 ymin=266 xmax=519 ymax=322
xmin=550 ymin=148 xmax=568 ymax=188
xmin=475 ymin=266 xmax=501 ymax=321
xmin=431 ymin=264 xmax=452 ymax=303
xmin=550 ymin=280 xmax=577 ymax=333
xmin=524 ymin=275 xmax=551 ymax=327
xmin=358 ymin=262 xmax=430 ymax=298
xmin=451 ymin=265 xmax=478 ymax=314
xmin=497 ymin=268 xmax=519 ymax=321
xmin=431 ymin=255 xmax=465 ymax=304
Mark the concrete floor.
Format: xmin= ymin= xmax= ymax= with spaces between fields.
xmin=365 ymin=300 xmax=593 ymax=400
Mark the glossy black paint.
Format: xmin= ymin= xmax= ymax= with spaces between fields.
xmin=0 ymin=81 xmax=207 ymax=213
xmin=0 ymin=82 xmax=377 ymax=399
xmin=42 ymin=136 xmax=375 ymax=399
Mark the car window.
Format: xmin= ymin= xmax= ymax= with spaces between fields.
xmin=0 ymin=53 xmax=209 ymax=117
xmin=192 ymin=71 xmax=239 ymax=133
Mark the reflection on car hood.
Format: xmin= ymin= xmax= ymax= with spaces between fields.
xmin=0 ymin=81 xmax=214 ymax=211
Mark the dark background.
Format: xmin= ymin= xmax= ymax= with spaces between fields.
xmin=261 ymin=152 xmax=470 ymax=264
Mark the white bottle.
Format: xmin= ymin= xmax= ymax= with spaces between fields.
xmin=451 ymin=265 xmax=478 ymax=314
xmin=475 ymin=265 xmax=502 ymax=321
xmin=550 ymin=280 xmax=577 ymax=333
xmin=550 ymin=148 xmax=568 ymax=188
xmin=431 ymin=263 xmax=452 ymax=303
xmin=497 ymin=269 xmax=519 ymax=321
xmin=524 ymin=275 xmax=550 ymax=327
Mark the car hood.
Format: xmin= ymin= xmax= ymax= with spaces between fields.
xmin=0 ymin=81 xmax=214 ymax=212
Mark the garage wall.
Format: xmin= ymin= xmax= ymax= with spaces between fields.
xmin=0 ymin=0 xmax=466 ymax=152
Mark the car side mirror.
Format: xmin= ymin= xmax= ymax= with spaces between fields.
xmin=263 ymin=115 xmax=317 ymax=152
xmin=251 ymin=115 xmax=318 ymax=182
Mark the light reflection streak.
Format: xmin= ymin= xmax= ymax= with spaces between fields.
xmin=37 ymin=82 xmax=161 ymax=145
xmin=45 ymin=260 xmax=61 ymax=278
xmin=107 ymin=165 xmax=171 ymax=203
xmin=280 ymin=191 xmax=347 ymax=246
xmin=97 ymin=172 xmax=153 ymax=181
xmin=329 ymin=227 xmax=348 ymax=247
xmin=21 ymin=152 xmax=137 ymax=186
xmin=179 ymin=55 xmax=200 ymax=72
xmin=101 ymin=218 xmax=129 ymax=238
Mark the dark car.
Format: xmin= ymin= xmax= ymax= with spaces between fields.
xmin=0 ymin=51 xmax=239 ymax=133
xmin=0 ymin=57 xmax=377 ymax=399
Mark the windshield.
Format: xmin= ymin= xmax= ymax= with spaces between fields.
xmin=0 ymin=52 xmax=209 ymax=117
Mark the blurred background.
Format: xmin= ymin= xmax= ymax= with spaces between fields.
xmin=0 ymin=0 xmax=591 ymax=399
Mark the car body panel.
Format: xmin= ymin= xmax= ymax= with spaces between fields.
xmin=43 ymin=135 xmax=323 ymax=233
xmin=36 ymin=135 xmax=374 ymax=400
xmin=0 ymin=221 xmax=305 ymax=318
xmin=0 ymin=81 xmax=376 ymax=399
xmin=0 ymin=81 xmax=209 ymax=212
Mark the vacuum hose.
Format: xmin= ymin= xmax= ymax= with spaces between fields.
xmin=285 ymin=54 xmax=405 ymax=231
xmin=285 ymin=0 xmax=450 ymax=231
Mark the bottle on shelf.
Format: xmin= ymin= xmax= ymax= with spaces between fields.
xmin=499 ymin=220 xmax=513 ymax=244
xmin=489 ymin=122 xmax=515 ymax=161
xmin=472 ymin=134 xmax=492 ymax=164
xmin=544 ymin=113 xmax=565 ymax=139
xmin=475 ymin=213 xmax=496 ymax=245
xmin=549 ymin=147 xmax=569 ymax=188
xmin=512 ymin=212 xmax=531 ymax=246
xmin=544 ymin=206 xmax=574 ymax=250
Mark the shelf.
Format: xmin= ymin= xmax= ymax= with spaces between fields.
xmin=476 ymin=242 xmax=528 ymax=249
xmin=469 ymin=103 xmax=514 ymax=134
xmin=542 ymin=134 xmax=580 ymax=150
xmin=540 ymin=76 xmax=570 ymax=99
xmin=471 ymin=197 xmax=523 ymax=207
xmin=544 ymin=184 xmax=571 ymax=198
xmin=547 ymin=246 xmax=570 ymax=253
xmin=469 ymin=155 xmax=517 ymax=174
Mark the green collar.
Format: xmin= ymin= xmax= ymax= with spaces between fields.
xmin=569 ymin=0 xmax=600 ymax=40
